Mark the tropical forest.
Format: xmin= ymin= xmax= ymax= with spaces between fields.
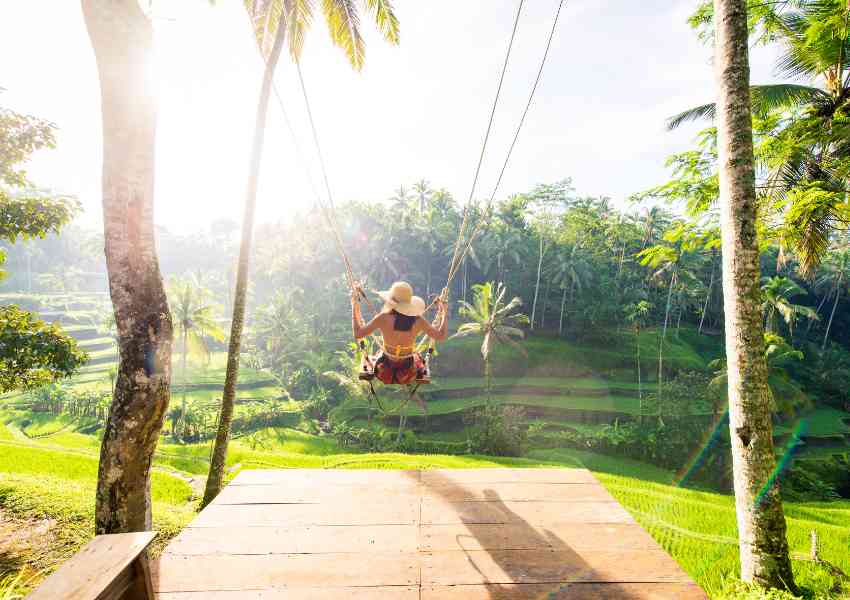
xmin=1 ymin=0 xmax=850 ymax=599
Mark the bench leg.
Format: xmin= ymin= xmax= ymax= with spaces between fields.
xmin=124 ymin=552 xmax=154 ymax=600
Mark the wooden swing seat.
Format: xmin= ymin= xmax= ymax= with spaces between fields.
xmin=359 ymin=352 xmax=431 ymax=385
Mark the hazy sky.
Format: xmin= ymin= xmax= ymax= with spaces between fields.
xmin=1 ymin=0 xmax=781 ymax=233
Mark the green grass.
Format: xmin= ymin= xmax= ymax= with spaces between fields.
xmin=434 ymin=376 xmax=626 ymax=390
xmin=1 ymin=414 xmax=848 ymax=598
xmin=12 ymin=413 xmax=86 ymax=438
xmin=0 ymin=443 xmax=192 ymax=505
xmin=0 ymin=445 xmax=194 ymax=596
xmin=530 ymin=448 xmax=850 ymax=598
xmin=336 ymin=392 xmax=644 ymax=420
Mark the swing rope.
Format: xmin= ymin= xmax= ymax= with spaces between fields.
xmin=249 ymin=0 xmax=565 ymax=415
xmin=428 ymin=0 xmax=565 ymax=311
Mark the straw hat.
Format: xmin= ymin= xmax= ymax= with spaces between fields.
xmin=377 ymin=281 xmax=426 ymax=317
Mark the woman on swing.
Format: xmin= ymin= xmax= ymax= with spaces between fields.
xmin=352 ymin=281 xmax=449 ymax=386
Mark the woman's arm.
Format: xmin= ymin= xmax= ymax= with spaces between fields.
xmin=418 ymin=301 xmax=449 ymax=342
xmin=352 ymin=298 xmax=383 ymax=339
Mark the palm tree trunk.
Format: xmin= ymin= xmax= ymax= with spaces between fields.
xmin=559 ymin=286 xmax=567 ymax=335
xmin=658 ymin=274 xmax=674 ymax=407
xmin=715 ymin=0 xmax=796 ymax=589
xmin=822 ymin=288 xmax=840 ymax=350
xmin=541 ymin=280 xmax=551 ymax=329
xmin=83 ymin=0 xmax=173 ymax=534
xmin=635 ymin=326 xmax=642 ymax=424
xmin=203 ymin=15 xmax=286 ymax=508
xmin=616 ymin=239 xmax=626 ymax=282
xmin=530 ymin=234 xmax=544 ymax=330
xmin=181 ymin=327 xmax=188 ymax=442
xmin=484 ymin=357 xmax=492 ymax=410
xmin=808 ymin=284 xmax=832 ymax=334
xmin=675 ymin=289 xmax=683 ymax=336
xmin=699 ymin=255 xmax=716 ymax=334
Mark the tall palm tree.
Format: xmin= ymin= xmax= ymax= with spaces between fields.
xmin=713 ymin=0 xmax=797 ymax=589
xmin=551 ymin=245 xmax=590 ymax=336
xmin=452 ymin=282 xmax=529 ymax=409
xmin=638 ymin=232 xmax=697 ymax=403
xmin=624 ymin=300 xmax=652 ymax=421
xmin=204 ymin=0 xmax=400 ymax=507
xmin=82 ymin=0 xmax=174 ymax=534
xmin=815 ymin=244 xmax=850 ymax=348
xmin=670 ymin=0 xmax=850 ymax=276
xmin=760 ymin=275 xmax=818 ymax=338
xmin=168 ymin=276 xmax=225 ymax=438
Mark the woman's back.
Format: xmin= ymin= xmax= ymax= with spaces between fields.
xmin=378 ymin=310 xmax=423 ymax=352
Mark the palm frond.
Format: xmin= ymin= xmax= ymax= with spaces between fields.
xmin=750 ymin=83 xmax=829 ymax=114
xmin=665 ymin=103 xmax=716 ymax=131
xmin=285 ymin=0 xmax=314 ymax=60
xmin=495 ymin=333 xmax=528 ymax=357
xmin=363 ymin=0 xmax=399 ymax=44
xmin=494 ymin=325 xmax=525 ymax=339
xmin=321 ymin=0 xmax=365 ymax=70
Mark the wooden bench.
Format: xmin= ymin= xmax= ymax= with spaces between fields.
xmin=29 ymin=531 xmax=156 ymax=600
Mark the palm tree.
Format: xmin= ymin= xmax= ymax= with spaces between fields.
xmin=815 ymin=244 xmax=850 ymax=349
xmin=713 ymin=0 xmax=797 ymax=589
xmin=412 ymin=179 xmax=432 ymax=214
xmin=669 ymin=0 xmax=850 ymax=276
xmin=204 ymin=0 xmax=400 ymax=507
xmin=551 ymin=246 xmax=590 ymax=336
xmin=452 ymin=282 xmax=529 ymax=409
xmin=709 ymin=333 xmax=809 ymax=420
xmin=82 ymin=0 xmax=174 ymax=534
xmin=168 ymin=276 xmax=225 ymax=439
xmin=624 ymin=300 xmax=652 ymax=421
xmin=760 ymin=276 xmax=818 ymax=338
xmin=638 ymin=232 xmax=697 ymax=404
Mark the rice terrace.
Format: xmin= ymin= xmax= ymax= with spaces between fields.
xmin=2 ymin=0 xmax=850 ymax=598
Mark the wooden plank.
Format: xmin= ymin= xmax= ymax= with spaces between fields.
xmin=166 ymin=524 xmax=419 ymax=555
xmin=421 ymin=583 xmax=708 ymax=599
xmin=191 ymin=502 xmax=419 ymax=527
xmin=421 ymin=549 xmax=695 ymax=585
xmin=153 ymin=554 xmax=419 ymax=591
xmin=422 ymin=482 xmax=614 ymax=502
xmin=421 ymin=469 xmax=595 ymax=485
xmin=419 ymin=523 xmax=660 ymax=552
xmin=157 ymin=587 xmax=420 ymax=599
xmin=421 ymin=499 xmax=633 ymax=525
xmin=230 ymin=469 xmax=421 ymax=486
xmin=29 ymin=531 xmax=156 ymax=600
xmin=213 ymin=484 xmax=420 ymax=505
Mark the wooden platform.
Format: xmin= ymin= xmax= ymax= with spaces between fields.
xmin=154 ymin=468 xmax=707 ymax=599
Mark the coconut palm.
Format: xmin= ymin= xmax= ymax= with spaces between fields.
xmin=452 ymin=282 xmax=529 ymax=409
xmin=638 ymin=228 xmax=699 ymax=403
xmin=204 ymin=0 xmax=400 ymax=507
xmin=669 ymin=0 xmax=850 ymax=276
xmin=815 ymin=244 xmax=850 ymax=349
xmin=760 ymin=276 xmax=818 ymax=338
xmin=168 ymin=276 xmax=225 ymax=438
xmin=713 ymin=0 xmax=796 ymax=588
xmin=709 ymin=333 xmax=809 ymax=419
xmin=550 ymin=245 xmax=591 ymax=336
xmin=624 ymin=300 xmax=652 ymax=420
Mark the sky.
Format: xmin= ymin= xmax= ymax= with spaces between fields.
xmin=1 ymin=0 xmax=781 ymax=233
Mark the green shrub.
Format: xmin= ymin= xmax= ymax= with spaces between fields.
xmin=465 ymin=406 xmax=528 ymax=457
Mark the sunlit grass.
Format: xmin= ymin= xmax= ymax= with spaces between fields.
xmin=531 ymin=448 xmax=850 ymax=597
